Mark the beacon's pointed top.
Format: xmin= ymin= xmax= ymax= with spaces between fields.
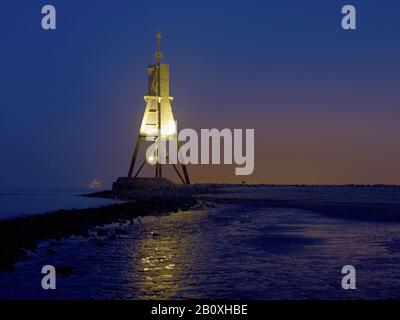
xmin=154 ymin=29 xmax=163 ymax=64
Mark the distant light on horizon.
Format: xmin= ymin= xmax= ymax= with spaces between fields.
xmin=89 ymin=179 xmax=102 ymax=189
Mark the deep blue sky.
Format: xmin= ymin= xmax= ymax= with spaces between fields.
xmin=1 ymin=0 xmax=400 ymax=189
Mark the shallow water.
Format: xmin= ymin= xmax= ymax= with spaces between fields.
xmin=0 ymin=191 xmax=120 ymax=219
xmin=1 ymin=203 xmax=400 ymax=299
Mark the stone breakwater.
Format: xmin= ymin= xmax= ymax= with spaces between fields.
xmin=85 ymin=183 xmax=224 ymax=201
xmin=0 ymin=194 xmax=198 ymax=269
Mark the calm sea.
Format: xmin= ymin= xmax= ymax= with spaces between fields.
xmin=0 ymin=191 xmax=120 ymax=220
xmin=2 ymin=186 xmax=400 ymax=299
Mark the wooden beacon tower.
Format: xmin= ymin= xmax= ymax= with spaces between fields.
xmin=126 ymin=30 xmax=190 ymax=185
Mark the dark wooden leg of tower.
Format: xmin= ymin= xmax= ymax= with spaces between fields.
xmin=171 ymin=164 xmax=185 ymax=184
xmin=128 ymin=136 xmax=141 ymax=178
xmin=165 ymin=151 xmax=185 ymax=184
xmin=155 ymin=160 xmax=159 ymax=178
xmin=155 ymin=145 xmax=160 ymax=178
xmin=181 ymin=164 xmax=190 ymax=184
xmin=176 ymin=141 xmax=190 ymax=184
xmin=134 ymin=158 xmax=147 ymax=177
xmin=155 ymin=143 xmax=162 ymax=178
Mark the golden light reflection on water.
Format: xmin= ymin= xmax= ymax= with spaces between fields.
xmin=134 ymin=210 xmax=205 ymax=299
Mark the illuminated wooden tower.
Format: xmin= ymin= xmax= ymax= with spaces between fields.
xmin=127 ymin=31 xmax=190 ymax=184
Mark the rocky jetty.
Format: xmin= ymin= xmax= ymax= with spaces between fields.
xmin=112 ymin=177 xmax=176 ymax=191
xmin=86 ymin=183 xmax=223 ymax=201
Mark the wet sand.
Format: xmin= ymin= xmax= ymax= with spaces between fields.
xmin=2 ymin=202 xmax=400 ymax=299
xmin=0 ymin=194 xmax=198 ymax=269
xmin=2 ymin=185 xmax=400 ymax=299
xmin=201 ymin=185 xmax=400 ymax=222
